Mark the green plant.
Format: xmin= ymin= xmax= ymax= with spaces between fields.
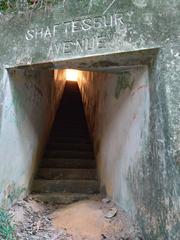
xmin=0 ymin=208 xmax=16 ymax=240
xmin=0 ymin=0 xmax=58 ymax=13
xmin=0 ymin=0 xmax=8 ymax=12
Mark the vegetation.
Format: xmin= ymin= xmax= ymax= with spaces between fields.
xmin=0 ymin=208 xmax=16 ymax=240
xmin=0 ymin=0 xmax=8 ymax=12
xmin=0 ymin=0 xmax=57 ymax=13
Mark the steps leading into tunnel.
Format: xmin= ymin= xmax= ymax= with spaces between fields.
xmin=41 ymin=158 xmax=96 ymax=169
xmin=31 ymin=81 xmax=99 ymax=204
xmin=36 ymin=168 xmax=97 ymax=180
xmin=32 ymin=179 xmax=99 ymax=194
xmin=31 ymin=193 xmax=95 ymax=205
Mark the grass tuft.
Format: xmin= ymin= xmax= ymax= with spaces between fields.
xmin=0 ymin=208 xmax=16 ymax=240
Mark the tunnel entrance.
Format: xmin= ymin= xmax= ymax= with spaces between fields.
xmin=7 ymin=48 xmax=157 ymax=212
xmin=30 ymin=64 xmax=151 ymax=206
xmin=32 ymin=80 xmax=99 ymax=203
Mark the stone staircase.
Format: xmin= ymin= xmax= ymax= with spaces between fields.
xmin=31 ymin=81 xmax=99 ymax=204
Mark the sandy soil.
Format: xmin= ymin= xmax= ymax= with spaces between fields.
xmin=9 ymin=195 xmax=143 ymax=240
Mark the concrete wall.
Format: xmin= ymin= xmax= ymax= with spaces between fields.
xmin=0 ymin=68 xmax=66 ymax=208
xmin=78 ymin=67 xmax=149 ymax=214
xmin=0 ymin=0 xmax=179 ymax=239
xmin=78 ymin=65 xmax=179 ymax=239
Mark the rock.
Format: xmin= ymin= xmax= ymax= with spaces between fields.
xmin=101 ymin=233 xmax=107 ymax=239
xmin=105 ymin=207 xmax=117 ymax=219
xmin=102 ymin=197 xmax=111 ymax=204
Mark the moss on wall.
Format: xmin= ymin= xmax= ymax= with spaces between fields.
xmin=115 ymin=72 xmax=134 ymax=99
xmin=1 ymin=182 xmax=26 ymax=208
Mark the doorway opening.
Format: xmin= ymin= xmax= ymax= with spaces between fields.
xmin=32 ymin=78 xmax=99 ymax=203
xmin=6 ymin=48 xmax=157 ymax=213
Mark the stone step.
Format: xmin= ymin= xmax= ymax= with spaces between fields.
xmin=41 ymin=158 xmax=96 ymax=169
xmin=31 ymin=193 xmax=95 ymax=204
xmin=51 ymin=125 xmax=86 ymax=130
xmin=32 ymin=179 xmax=99 ymax=194
xmin=44 ymin=150 xmax=94 ymax=159
xmin=52 ymin=121 xmax=87 ymax=126
xmin=36 ymin=168 xmax=98 ymax=180
xmin=46 ymin=142 xmax=93 ymax=151
xmin=51 ymin=127 xmax=88 ymax=133
xmin=50 ymin=130 xmax=89 ymax=136
xmin=48 ymin=136 xmax=91 ymax=144
xmin=52 ymin=130 xmax=88 ymax=135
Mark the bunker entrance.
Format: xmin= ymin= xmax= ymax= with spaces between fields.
xmin=30 ymin=65 xmax=150 ymax=207
xmin=8 ymin=48 xmax=156 ymax=211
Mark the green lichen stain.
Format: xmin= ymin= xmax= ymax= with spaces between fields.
xmin=115 ymin=72 xmax=134 ymax=99
xmin=2 ymin=182 xmax=26 ymax=208
xmin=8 ymin=185 xmax=26 ymax=204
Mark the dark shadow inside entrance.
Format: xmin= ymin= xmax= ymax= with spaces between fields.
xmin=31 ymin=80 xmax=99 ymax=204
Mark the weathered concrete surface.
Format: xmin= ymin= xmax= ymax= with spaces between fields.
xmin=78 ymin=64 xmax=179 ymax=239
xmin=0 ymin=1 xmax=179 ymax=239
xmin=78 ymin=68 xmax=149 ymax=210
xmin=0 ymin=69 xmax=66 ymax=208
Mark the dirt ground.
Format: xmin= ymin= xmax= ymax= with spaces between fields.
xmin=9 ymin=195 xmax=143 ymax=240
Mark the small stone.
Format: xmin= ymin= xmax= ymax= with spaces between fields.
xmin=102 ymin=197 xmax=111 ymax=204
xmin=101 ymin=233 xmax=107 ymax=239
xmin=105 ymin=207 xmax=117 ymax=219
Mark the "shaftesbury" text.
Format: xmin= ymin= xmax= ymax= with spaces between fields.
xmin=25 ymin=13 xmax=124 ymax=41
